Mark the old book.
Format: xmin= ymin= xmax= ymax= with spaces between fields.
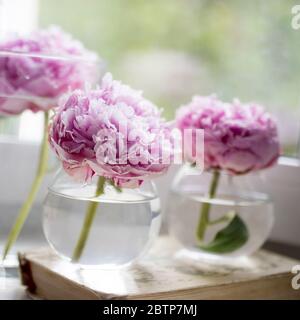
xmin=18 ymin=237 xmax=300 ymax=300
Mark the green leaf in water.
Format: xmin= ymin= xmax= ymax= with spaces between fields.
xmin=198 ymin=215 xmax=249 ymax=253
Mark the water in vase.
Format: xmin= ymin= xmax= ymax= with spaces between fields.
xmin=168 ymin=190 xmax=274 ymax=259
xmin=43 ymin=186 xmax=161 ymax=268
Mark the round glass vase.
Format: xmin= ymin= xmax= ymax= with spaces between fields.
xmin=43 ymin=171 xmax=161 ymax=268
xmin=168 ymin=164 xmax=274 ymax=261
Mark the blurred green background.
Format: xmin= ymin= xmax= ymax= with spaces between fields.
xmin=39 ymin=0 xmax=300 ymax=154
xmin=40 ymin=1 xmax=299 ymax=109
xmin=2 ymin=0 xmax=300 ymax=155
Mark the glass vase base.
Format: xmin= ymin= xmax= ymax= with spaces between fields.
xmin=49 ymin=246 xmax=149 ymax=270
xmin=2 ymin=254 xmax=18 ymax=268
xmin=1 ymin=255 xmax=19 ymax=279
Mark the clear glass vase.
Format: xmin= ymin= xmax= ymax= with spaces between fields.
xmin=43 ymin=170 xmax=161 ymax=268
xmin=168 ymin=164 xmax=274 ymax=261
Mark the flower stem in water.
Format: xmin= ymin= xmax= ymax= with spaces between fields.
xmin=196 ymin=170 xmax=220 ymax=242
xmin=2 ymin=111 xmax=49 ymax=260
xmin=72 ymin=176 xmax=106 ymax=262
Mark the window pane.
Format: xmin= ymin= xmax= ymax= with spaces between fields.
xmin=34 ymin=1 xmax=300 ymax=155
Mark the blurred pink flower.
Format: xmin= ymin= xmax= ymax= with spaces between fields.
xmin=0 ymin=26 xmax=99 ymax=115
xmin=176 ymin=95 xmax=280 ymax=174
xmin=49 ymin=73 xmax=172 ymax=188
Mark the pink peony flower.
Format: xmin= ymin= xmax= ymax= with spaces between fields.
xmin=0 ymin=26 xmax=99 ymax=115
xmin=99 ymin=73 xmax=160 ymax=118
xmin=176 ymin=95 xmax=280 ymax=174
xmin=49 ymin=73 xmax=173 ymax=188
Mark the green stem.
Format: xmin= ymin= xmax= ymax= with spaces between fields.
xmin=196 ymin=170 xmax=220 ymax=242
xmin=2 ymin=111 xmax=49 ymax=260
xmin=71 ymin=176 xmax=106 ymax=262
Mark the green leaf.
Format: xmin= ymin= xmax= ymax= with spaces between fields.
xmin=197 ymin=215 xmax=249 ymax=254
